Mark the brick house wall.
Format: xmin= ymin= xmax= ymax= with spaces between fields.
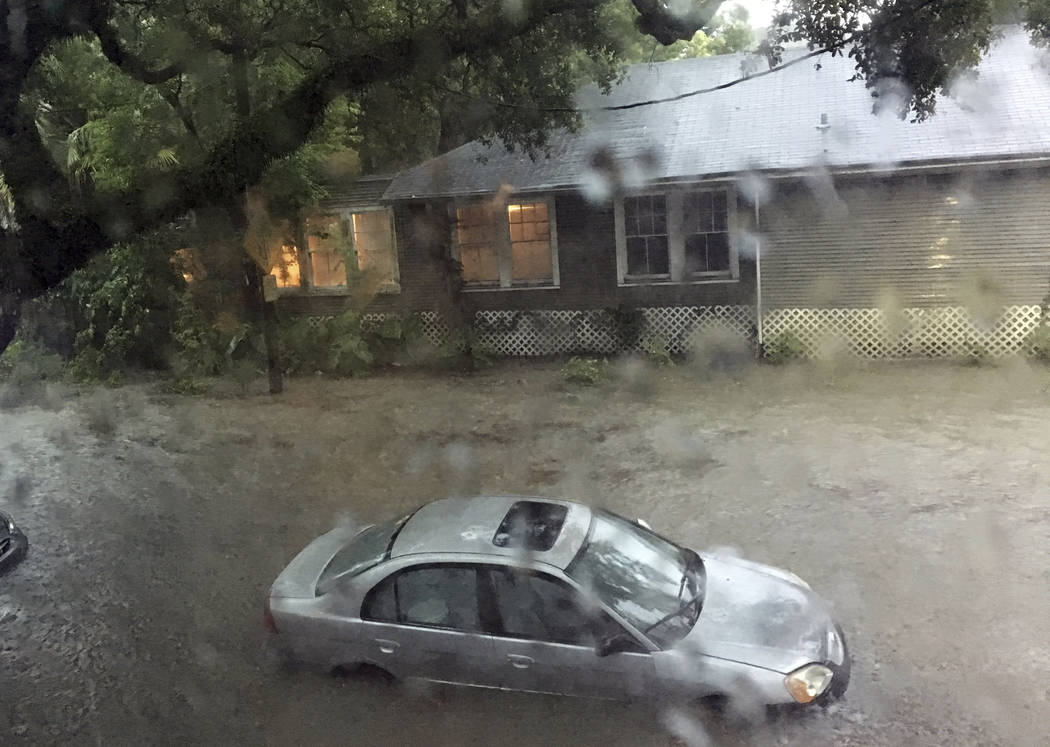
xmin=277 ymin=191 xmax=757 ymax=319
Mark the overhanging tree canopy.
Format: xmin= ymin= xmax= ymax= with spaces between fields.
xmin=1 ymin=0 xmax=1048 ymax=355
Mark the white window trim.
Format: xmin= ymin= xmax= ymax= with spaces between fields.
xmin=453 ymin=195 xmax=560 ymax=291
xmin=615 ymin=186 xmax=739 ymax=286
xmin=347 ymin=206 xmax=401 ymax=294
xmin=305 ymin=205 xmax=401 ymax=295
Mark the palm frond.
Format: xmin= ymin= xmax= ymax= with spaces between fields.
xmin=150 ymin=147 xmax=179 ymax=168
xmin=0 ymin=170 xmax=17 ymax=230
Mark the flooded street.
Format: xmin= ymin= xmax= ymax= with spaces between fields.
xmin=2 ymin=361 xmax=1049 ymax=745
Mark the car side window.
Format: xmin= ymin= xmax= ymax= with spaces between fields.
xmin=487 ymin=568 xmax=625 ymax=646
xmin=361 ymin=576 xmax=397 ymax=622
xmin=362 ymin=566 xmax=481 ymax=632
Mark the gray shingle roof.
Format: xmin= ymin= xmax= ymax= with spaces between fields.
xmin=321 ymin=173 xmax=395 ymax=208
xmin=384 ymin=28 xmax=1050 ymax=201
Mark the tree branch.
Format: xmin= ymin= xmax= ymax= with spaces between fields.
xmin=630 ymin=0 xmax=722 ymax=44
xmin=158 ymin=77 xmax=203 ymax=148
xmin=91 ymin=15 xmax=185 ymax=84
xmin=0 ymin=0 xmax=632 ymax=352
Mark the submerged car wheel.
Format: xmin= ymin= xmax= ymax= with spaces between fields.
xmin=0 ymin=511 xmax=29 ymax=575
xmin=333 ymin=663 xmax=397 ymax=686
xmin=820 ymin=626 xmax=852 ymax=704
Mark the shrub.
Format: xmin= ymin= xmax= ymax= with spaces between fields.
xmin=66 ymin=346 xmax=106 ymax=383
xmin=0 ymin=339 xmax=25 ymax=379
xmin=160 ymin=377 xmax=212 ymax=395
xmin=438 ymin=326 xmax=499 ymax=371
xmin=1028 ymin=324 xmax=1050 ymax=362
xmin=641 ymin=335 xmax=674 ymax=367
xmin=562 ymin=356 xmax=608 ymax=386
xmin=170 ymin=291 xmax=227 ymax=377
xmin=320 ymin=311 xmax=372 ymax=376
xmin=963 ymin=339 xmax=991 ymax=366
xmin=763 ymin=331 xmax=807 ymax=364
xmin=277 ymin=310 xmax=373 ymax=377
xmin=364 ymin=315 xmax=427 ymax=366
xmin=0 ymin=340 xmax=65 ymax=383
xmin=0 ymin=341 xmax=67 ymax=409
xmin=64 ymin=236 xmax=184 ymax=375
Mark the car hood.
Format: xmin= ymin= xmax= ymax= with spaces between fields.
xmin=270 ymin=523 xmax=365 ymax=599
xmin=677 ymin=554 xmax=833 ymax=674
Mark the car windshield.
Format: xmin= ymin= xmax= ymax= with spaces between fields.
xmin=315 ymin=518 xmax=405 ymax=595
xmin=566 ymin=510 xmax=703 ymax=649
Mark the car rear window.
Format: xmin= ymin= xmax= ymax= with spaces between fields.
xmin=315 ymin=517 xmax=405 ymax=595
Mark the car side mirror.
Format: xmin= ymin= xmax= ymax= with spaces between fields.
xmin=595 ymin=632 xmax=636 ymax=658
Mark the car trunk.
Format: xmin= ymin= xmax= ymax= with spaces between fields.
xmin=270 ymin=524 xmax=365 ymax=599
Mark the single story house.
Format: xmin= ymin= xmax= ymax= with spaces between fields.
xmin=275 ymin=27 xmax=1050 ymax=358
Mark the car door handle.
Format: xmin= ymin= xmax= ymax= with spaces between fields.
xmin=375 ymin=639 xmax=400 ymax=654
xmin=507 ymin=654 xmax=533 ymax=669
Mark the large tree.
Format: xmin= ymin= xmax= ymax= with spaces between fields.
xmin=2 ymin=0 xmax=1049 ymax=362
xmin=0 ymin=0 xmax=725 ymax=361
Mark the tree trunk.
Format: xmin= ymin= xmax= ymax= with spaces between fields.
xmin=0 ymin=295 xmax=20 ymax=357
xmin=418 ymin=202 xmax=474 ymax=371
xmin=227 ymin=185 xmax=283 ymax=394
xmin=241 ymin=257 xmax=283 ymax=393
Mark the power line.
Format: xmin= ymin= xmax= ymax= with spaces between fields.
xmin=438 ymin=47 xmax=832 ymax=114
xmin=438 ymin=0 xmax=951 ymax=114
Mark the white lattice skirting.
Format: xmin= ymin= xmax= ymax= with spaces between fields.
xmin=308 ymin=305 xmax=1044 ymax=359
xmin=763 ymin=305 xmax=1044 ymax=359
xmin=471 ymin=306 xmax=755 ymax=356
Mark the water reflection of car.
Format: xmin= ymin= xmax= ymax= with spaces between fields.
xmin=265 ymin=496 xmax=849 ymax=707
xmin=0 ymin=510 xmax=29 ymax=575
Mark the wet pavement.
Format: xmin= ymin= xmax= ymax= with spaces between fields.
xmin=2 ymin=361 xmax=1049 ymax=745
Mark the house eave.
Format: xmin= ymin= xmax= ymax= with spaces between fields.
xmin=381 ymin=153 xmax=1050 ymax=203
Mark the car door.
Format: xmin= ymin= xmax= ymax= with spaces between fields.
xmin=356 ymin=563 xmax=500 ymax=687
xmin=481 ymin=566 xmax=656 ymax=699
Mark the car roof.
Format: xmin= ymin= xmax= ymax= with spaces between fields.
xmin=389 ymin=495 xmax=592 ymax=571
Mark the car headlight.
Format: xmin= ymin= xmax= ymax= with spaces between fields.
xmin=784 ymin=664 xmax=833 ymax=704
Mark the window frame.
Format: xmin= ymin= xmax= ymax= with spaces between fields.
xmin=452 ymin=195 xmax=560 ymax=291
xmin=282 ymin=205 xmax=400 ymax=296
xmin=346 ymin=205 xmax=401 ymax=294
xmin=360 ymin=562 xmax=483 ymax=633
xmin=266 ymin=243 xmax=303 ymax=293
xmin=620 ymin=193 xmax=671 ymax=281
xmin=614 ymin=186 xmax=739 ymax=286
xmin=304 ymin=211 xmax=351 ymax=292
xmin=359 ymin=559 xmax=652 ymax=653
xmin=479 ymin=565 xmax=645 ymax=650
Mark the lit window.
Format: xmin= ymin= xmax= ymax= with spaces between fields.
xmin=307 ymin=213 xmax=347 ymax=288
xmin=456 ymin=204 xmax=501 ymax=285
xmin=454 ymin=197 xmax=558 ymax=289
xmin=624 ymin=195 xmax=669 ymax=277
xmin=173 ymin=248 xmax=205 ymax=284
xmin=350 ymin=210 xmax=398 ymax=287
xmin=267 ymin=244 xmax=301 ymax=288
xmin=507 ymin=202 xmax=552 ymax=283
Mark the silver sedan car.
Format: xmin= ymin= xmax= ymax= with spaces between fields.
xmin=265 ymin=496 xmax=850 ymax=706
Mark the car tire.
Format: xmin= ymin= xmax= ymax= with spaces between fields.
xmin=821 ymin=626 xmax=851 ymax=704
xmin=333 ymin=663 xmax=396 ymax=686
xmin=0 ymin=530 xmax=28 ymax=576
